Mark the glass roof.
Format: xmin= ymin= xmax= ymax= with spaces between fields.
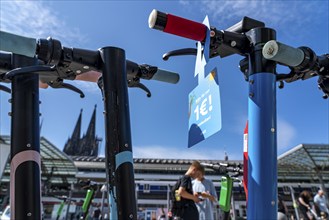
xmin=0 ymin=136 xmax=77 ymax=185
xmin=1 ymin=136 xmax=328 ymax=186
xmin=278 ymin=144 xmax=329 ymax=183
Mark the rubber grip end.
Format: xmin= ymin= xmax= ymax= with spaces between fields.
xmin=148 ymin=9 xmax=167 ymax=31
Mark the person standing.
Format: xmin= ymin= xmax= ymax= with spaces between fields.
xmin=171 ymin=160 xmax=202 ymax=220
xmin=278 ymin=194 xmax=289 ymax=220
xmin=298 ymin=190 xmax=313 ymax=220
xmin=314 ymin=189 xmax=329 ymax=218
xmin=92 ymin=205 xmax=101 ymax=220
xmin=192 ymin=166 xmax=218 ymax=220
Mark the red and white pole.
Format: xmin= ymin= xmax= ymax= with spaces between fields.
xmin=243 ymin=121 xmax=248 ymax=203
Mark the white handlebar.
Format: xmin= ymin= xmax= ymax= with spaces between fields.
xmin=151 ymin=69 xmax=180 ymax=84
xmin=0 ymin=30 xmax=37 ymax=58
xmin=262 ymin=40 xmax=304 ymax=67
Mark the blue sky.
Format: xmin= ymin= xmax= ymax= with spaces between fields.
xmin=0 ymin=0 xmax=328 ymax=160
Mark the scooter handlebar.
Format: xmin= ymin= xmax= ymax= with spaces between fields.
xmin=0 ymin=31 xmax=180 ymax=86
xmin=262 ymin=40 xmax=305 ymax=67
xmin=201 ymin=162 xmax=243 ymax=175
xmin=74 ymin=65 xmax=180 ymax=84
xmin=150 ymin=68 xmax=179 ymax=84
xmin=148 ymin=9 xmax=207 ymax=42
xmin=0 ymin=30 xmax=37 ymax=58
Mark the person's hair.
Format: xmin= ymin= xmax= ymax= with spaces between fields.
xmin=200 ymin=164 xmax=205 ymax=175
xmin=301 ymin=190 xmax=312 ymax=199
xmin=190 ymin=160 xmax=203 ymax=172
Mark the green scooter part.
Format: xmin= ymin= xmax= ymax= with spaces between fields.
xmin=82 ymin=189 xmax=94 ymax=213
xmin=219 ymin=176 xmax=233 ymax=212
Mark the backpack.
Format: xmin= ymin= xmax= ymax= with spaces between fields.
xmin=170 ymin=177 xmax=191 ymax=217
xmin=170 ymin=178 xmax=182 ymax=204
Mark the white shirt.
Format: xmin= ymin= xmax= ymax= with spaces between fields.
xmin=192 ymin=178 xmax=217 ymax=220
xmin=314 ymin=194 xmax=329 ymax=214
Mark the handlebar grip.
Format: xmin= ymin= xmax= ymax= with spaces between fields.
xmin=151 ymin=68 xmax=180 ymax=84
xmin=0 ymin=30 xmax=37 ymax=58
xmin=201 ymin=162 xmax=221 ymax=171
xmin=262 ymin=40 xmax=304 ymax=67
xmin=148 ymin=9 xmax=207 ymax=42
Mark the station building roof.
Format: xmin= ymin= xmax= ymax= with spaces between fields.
xmin=277 ymin=143 xmax=329 ymax=184
xmin=1 ymin=135 xmax=328 ymax=187
xmin=72 ymin=143 xmax=329 ymax=186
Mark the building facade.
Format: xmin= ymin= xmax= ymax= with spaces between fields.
xmin=1 ymin=134 xmax=328 ymax=219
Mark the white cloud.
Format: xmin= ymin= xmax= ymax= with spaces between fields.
xmin=132 ymin=145 xmax=240 ymax=160
xmin=201 ymin=0 xmax=319 ymax=24
xmin=178 ymin=0 xmax=190 ymax=6
xmin=0 ymin=0 xmax=86 ymax=46
xmin=277 ymin=118 xmax=296 ymax=150
xmin=229 ymin=115 xmax=296 ymax=151
xmin=0 ymin=1 xmax=94 ymax=91
xmin=180 ymin=0 xmax=326 ymax=39
xmin=72 ymin=81 xmax=100 ymax=94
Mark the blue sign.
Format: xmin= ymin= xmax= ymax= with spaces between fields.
xmin=188 ymin=68 xmax=222 ymax=148
xmin=188 ymin=16 xmax=222 ymax=148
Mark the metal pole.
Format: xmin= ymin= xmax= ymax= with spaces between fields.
xmin=167 ymin=184 xmax=170 ymax=213
xmin=10 ymin=54 xmax=41 ymax=220
xmin=100 ymin=184 xmax=107 ymax=219
xmin=135 ymin=183 xmax=139 ymax=211
xmin=289 ymin=186 xmax=300 ymax=220
xmin=100 ymin=46 xmax=137 ymax=220
xmin=246 ymin=27 xmax=277 ymax=220
xmin=231 ymin=190 xmax=236 ymax=220
xmin=65 ymin=184 xmax=73 ymax=220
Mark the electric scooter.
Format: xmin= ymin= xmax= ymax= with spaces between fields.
xmin=149 ymin=10 xmax=328 ymax=219
xmin=0 ymin=30 xmax=179 ymax=220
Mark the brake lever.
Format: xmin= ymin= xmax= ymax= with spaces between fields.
xmin=79 ymin=179 xmax=100 ymax=190
xmin=128 ymin=80 xmax=151 ymax=97
xmin=318 ymin=76 xmax=329 ymax=99
xmin=47 ymin=78 xmax=85 ymax=98
xmin=0 ymin=84 xmax=11 ymax=93
xmin=98 ymin=73 xmax=152 ymax=98
xmin=162 ymin=48 xmax=197 ymax=61
xmin=4 ymin=65 xmax=56 ymax=79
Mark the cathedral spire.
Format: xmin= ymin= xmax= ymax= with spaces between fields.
xmin=72 ymin=109 xmax=83 ymax=141
xmin=79 ymin=105 xmax=101 ymax=156
xmin=85 ymin=105 xmax=96 ymax=140
xmin=63 ymin=109 xmax=82 ymax=155
xmin=63 ymin=107 xmax=101 ymax=157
